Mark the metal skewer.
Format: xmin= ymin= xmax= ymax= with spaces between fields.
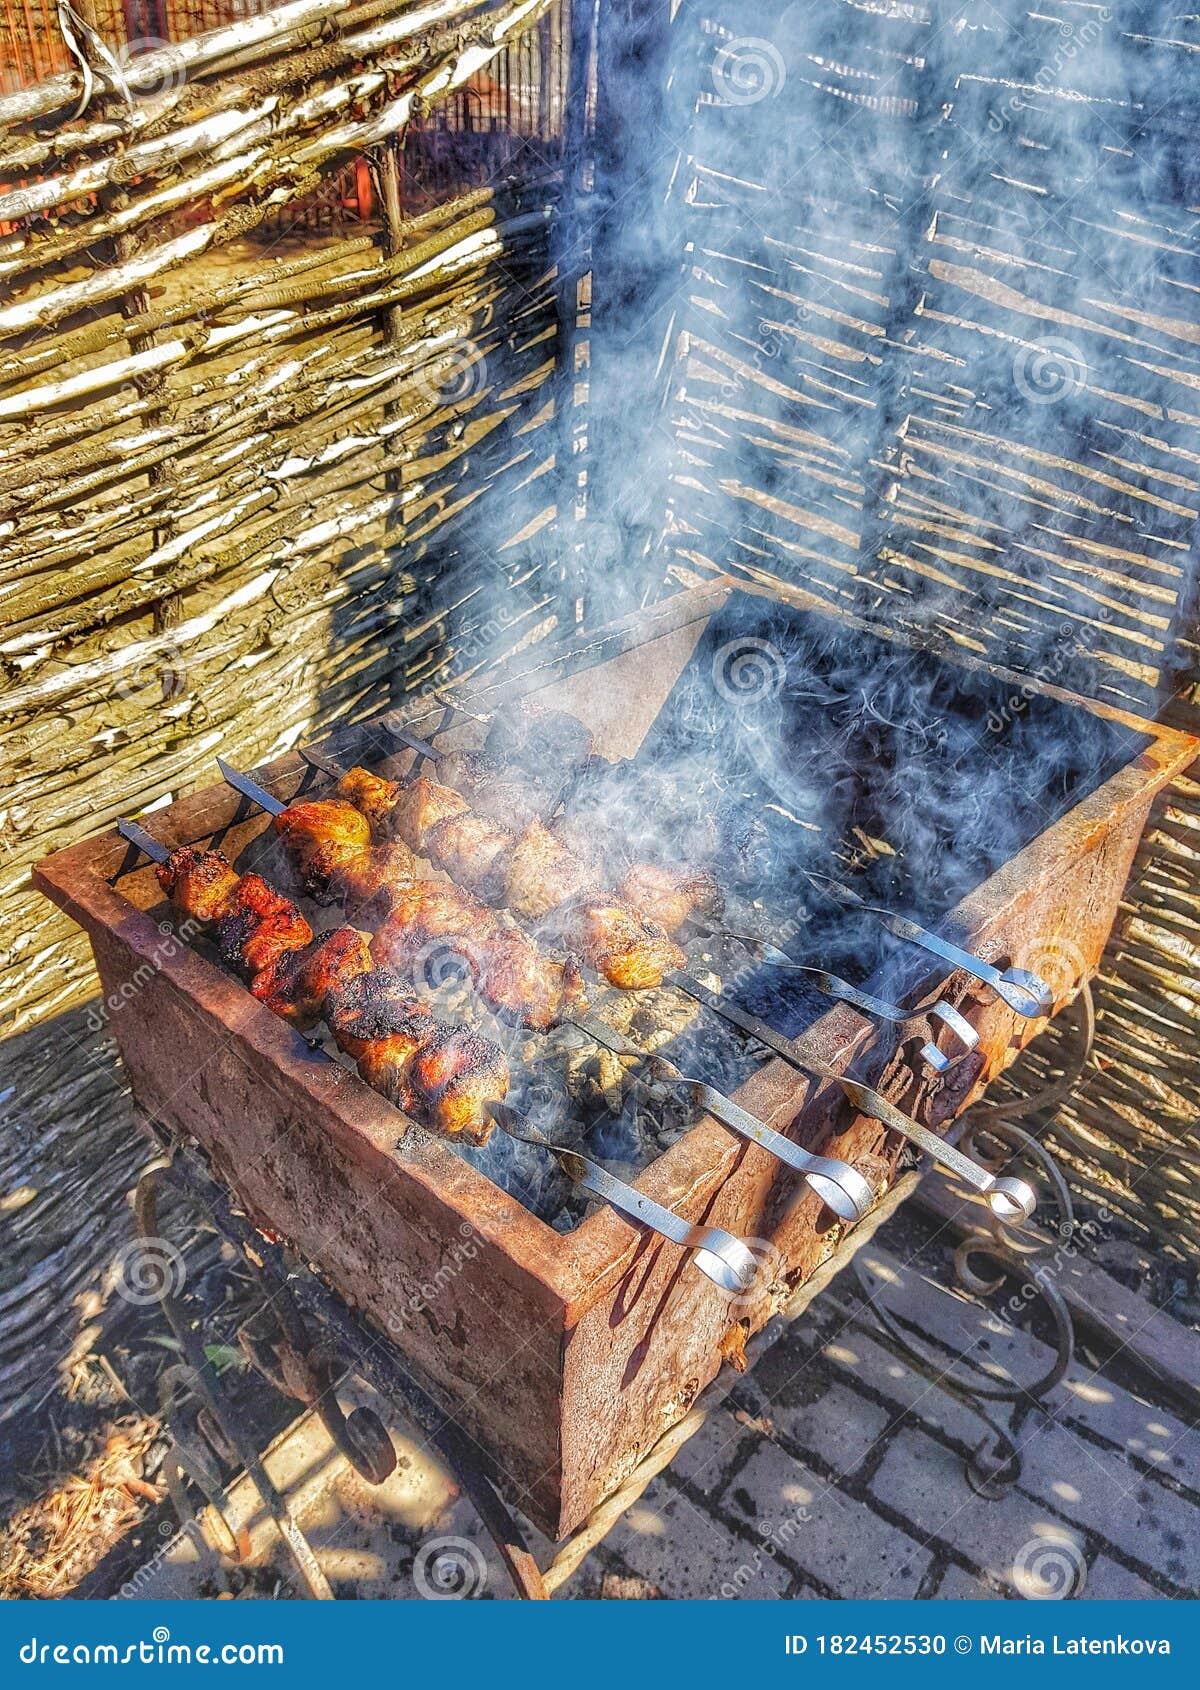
xmin=216 ymin=762 xmax=873 ymax=1224
xmin=671 ymin=973 xmax=1036 ymax=1222
xmin=117 ymin=817 xmax=173 ymax=865
xmin=803 ymin=871 xmax=1052 ymax=1020
xmin=489 ymin=1106 xmax=757 ymax=1293
xmin=566 ymin=1010 xmax=872 ymax=1223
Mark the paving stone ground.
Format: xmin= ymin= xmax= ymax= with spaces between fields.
xmin=141 ymin=1220 xmax=1200 ymax=1602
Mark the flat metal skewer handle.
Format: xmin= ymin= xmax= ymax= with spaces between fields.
xmin=490 ymin=1106 xmax=757 ymax=1293
xmin=556 ymin=1149 xmax=758 ymax=1294
xmin=669 ymin=973 xmax=1035 ymax=1222
xmin=804 ymin=872 xmax=1052 ymax=1019
xmin=838 ymin=1078 xmax=1036 ymax=1222
xmin=762 ymin=959 xmax=977 ymax=1074
xmin=569 ymin=1010 xmax=872 ymax=1223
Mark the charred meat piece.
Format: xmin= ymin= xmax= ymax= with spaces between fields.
xmin=156 ymin=847 xmax=241 ymax=922
xmin=212 ymin=874 xmax=313 ymax=976
xmin=334 ymin=766 xmax=405 ymax=838
xmin=387 ymin=774 xmax=470 ymax=854
xmin=435 ymin=748 xmax=554 ymax=828
xmin=478 ymin=929 xmax=585 ymax=1031
xmin=338 ymin=843 xmax=415 ymax=920
xmin=371 ymin=881 xmax=482 ymax=974
xmin=373 ymin=883 xmax=585 ymax=1031
xmin=426 ymin=810 xmax=515 ymax=901
xmin=273 ymin=799 xmax=372 ymax=903
xmin=551 ymin=896 xmax=685 ymax=990
xmin=409 ymin=1026 xmax=507 ymax=1144
xmin=617 ymin=863 xmax=724 ymax=935
xmin=502 ymin=818 xmax=601 ymax=920
xmin=325 ymin=965 xmax=438 ymax=1113
xmin=434 ymin=748 xmax=510 ymax=798
xmin=252 ymin=925 xmax=371 ymax=1027
xmin=484 ymin=702 xmax=595 ymax=776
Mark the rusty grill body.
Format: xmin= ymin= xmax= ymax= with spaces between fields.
xmin=35 ymin=579 xmax=1198 ymax=1538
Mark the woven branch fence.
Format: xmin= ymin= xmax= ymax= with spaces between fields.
xmin=0 ymin=0 xmax=1198 ymax=1435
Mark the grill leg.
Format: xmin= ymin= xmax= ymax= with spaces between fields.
xmin=132 ymin=1145 xmax=549 ymax=1599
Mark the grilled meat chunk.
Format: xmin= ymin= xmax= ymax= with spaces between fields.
xmin=212 ymin=874 xmax=313 ymax=976
xmin=372 ymin=882 xmax=584 ymax=1030
xmin=337 ymin=843 xmax=415 ymax=920
xmin=617 ymin=863 xmax=724 ymax=935
xmin=387 ymin=774 xmax=470 ymax=854
xmin=333 ymin=766 xmax=404 ymax=837
xmin=273 ymin=799 xmax=373 ymax=903
xmin=551 ymin=896 xmax=685 ymax=990
xmin=477 ymin=929 xmax=585 ymax=1031
xmin=502 ymin=818 xmax=601 ymax=920
xmin=156 ymin=847 xmax=241 ymax=921
xmin=252 ymin=925 xmax=372 ymax=1027
xmin=484 ymin=702 xmax=595 ymax=775
xmin=409 ymin=1026 xmax=508 ymax=1143
xmin=426 ymin=810 xmax=515 ymax=901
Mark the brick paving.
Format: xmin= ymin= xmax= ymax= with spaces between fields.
xmin=549 ymin=1235 xmax=1200 ymax=1602
xmin=138 ymin=1218 xmax=1200 ymax=1602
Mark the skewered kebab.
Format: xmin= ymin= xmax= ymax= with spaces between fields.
xmin=377 ymin=727 xmax=978 ymax=1074
xmin=267 ymin=756 xmax=1032 ymax=1222
xmin=250 ymin=771 xmax=586 ymax=1031
xmin=324 ymin=758 xmax=692 ymax=992
xmin=120 ymin=822 xmax=759 ymax=1293
xmin=219 ymin=763 xmax=876 ymax=1224
xmin=118 ymin=822 xmax=508 ymax=1145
